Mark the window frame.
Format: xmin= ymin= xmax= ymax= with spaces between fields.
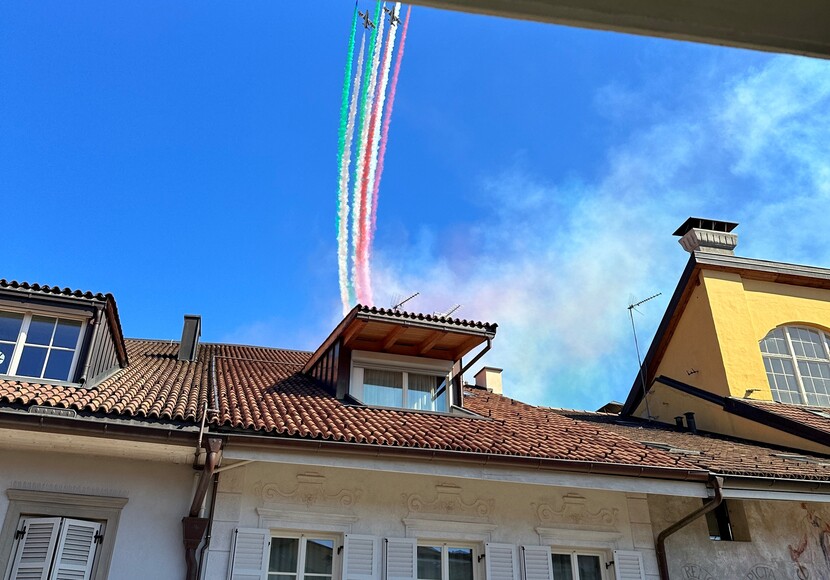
xmin=549 ymin=549 xmax=607 ymax=580
xmin=0 ymin=306 xmax=88 ymax=383
xmin=416 ymin=541 xmax=481 ymax=580
xmin=0 ymin=489 xmax=127 ymax=580
xmin=267 ymin=531 xmax=340 ymax=580
xmin=760 ymin=325 xmax=830 ymax=406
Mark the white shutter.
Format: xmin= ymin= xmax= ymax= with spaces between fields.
xmin=50 ymin=518 xmax=101 ymax=580
xmin=7 ymin=517 xmax=62 ymax=580
xmin=485 ymin=543 xmax=519 ymax=580
xmin=612 ymin=550 xmax=645 ymax=580
xmin=342 ymin=534 xmax=381 ymax=580
xmin=228 ymin=528 xmax=270 ymax=580
xmin=385 ymin=538 xmax=417 ymax=580
xmin=520 ymin=546 xmax=552 ymax=580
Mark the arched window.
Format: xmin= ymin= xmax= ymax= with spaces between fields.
xmin=760 ymin=326 xmax=830 ymax=406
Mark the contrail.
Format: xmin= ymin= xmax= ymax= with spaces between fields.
xmin=338 ymin=33 xmax=366 ymax=315
xmin=357 ymin=2 xmax=401 ymax=305
xmin=367 ymin=4 xmax=411 ymax=274
xmin=352 ymin=1 xmax=385 ymax=304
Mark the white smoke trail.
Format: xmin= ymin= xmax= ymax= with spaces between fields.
xmin=352 ymin=4 xmax=386 ymax=303
xmin=338 ymin=34 xmax=366 ymax=315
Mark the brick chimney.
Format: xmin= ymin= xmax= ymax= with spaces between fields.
xmin=673 ymin=217 xmax=738 ymax=255
xmin=474 ymin=367 xmax=503 ymax=395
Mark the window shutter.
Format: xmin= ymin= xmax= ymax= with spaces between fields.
xmin=612 ymin=550 xmax=645 ymax=580
xmin=485 ymin=543 xmax=519 ymax=580
xmin=228 ymin=528 xmax=270 ymax=580
xmin=519 ymin=546 xmax=553 ymax=580
xmin=7 ymin=517 xmax=62 ymax=580
xmin=50 ymin=518 xmax=101 ymax=580
xmin=385 ymin=538 xmax=417 ymax=580
xmin=342 ymin=534 xmax=381 ymax=580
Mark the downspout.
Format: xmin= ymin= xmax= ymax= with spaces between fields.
xmin=655 ymin=476 xmax=723 ymax=580
xmin=183 ymin=437 xmax=222 ymax=580
xmin=196 ymin=472 xmax=220 ymax=580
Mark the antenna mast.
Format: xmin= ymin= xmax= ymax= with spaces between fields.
xmin=628 ymin=292 xmax=661 ymax=420
xmin=392 ymin=292 xmax=419 ymax=311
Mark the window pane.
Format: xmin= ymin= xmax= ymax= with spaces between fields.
xmin=0 ymin=311 xmax=23 ymax=342
xmin=17 ymin=346 xmax=47 ymax=378
xmin=765 ymin=356 xmax=802 ymax=404
xmin=417 ymin=546 xmax=442 ymax=580
xmin=448 ymin=548 xmax=473 ymax=580
xmin=26 ymin=316 xmax=56 ymax=346
xmin=576 ymin=556 xmax=602 ymax=580
xmin=268 ymin=575 xmax=296 ymax=580
xmin=551 ymin=554 xmax=574 ymax=580
xmin=408 ymin=374 xmax=447 ymax=411
xmin=269 ymin=537 xmax=299 ymax=573
xmin=363 ymin=368 xmax=403 ymax=407
xmin=790 ymin=327 xmax=827 ymax=359
xmin=44 ymin=349 xmax=74 ymax=381
xmin=53 ymin=319 xmax=82 ymax=348
xmin=760 ymin=328 xmax=789 ymax=355
xmin=0 ymin=342 xmax=15 ymax=374
xmin=305 ymin=539 xmax=334 ymax=575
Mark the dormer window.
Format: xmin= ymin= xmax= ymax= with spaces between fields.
xmin=351 ymin=351 xmax=451 ymax=412
xmin=0 ymin=310 xmax=85 ymax=382
xmin=760 ymin=325 xmax=830 ymax=406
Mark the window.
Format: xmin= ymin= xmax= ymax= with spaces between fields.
xmin=0 ymin=310 xmax=85 ymax=382
xmin=760 ymin=326 xmax=830 ymax=406
xmin=269 ymin=534 xmax=336 ymax=580
xmin=417 ymin=544 xmax=475 ymax=580
xmin=550 ymin=552 xmax=604 ymax=580
xmin=5 ymin=517 xmax=101 ymax=580
xmin=705 ymin=500 xmax=750 ymax=542
xmin=351 ymin=351 xmax=452 ymax=412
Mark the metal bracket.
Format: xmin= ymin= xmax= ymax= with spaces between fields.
xmin=94 ymin=531 xmax=104 ymax=544
xmin=605 ymin=561 xmax=614 ymax=569
xmin=14 ymin=526 xmax=26 ymax=540
xmin=477 ymin=554 xmax=486 ymax=563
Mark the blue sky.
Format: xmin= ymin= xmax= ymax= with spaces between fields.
xmin=4 ymin=2 xmax=830 ymax=409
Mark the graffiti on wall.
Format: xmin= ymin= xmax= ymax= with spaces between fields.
xmin=789 ymin=503 xmax=830 ymax=580
xmin=745 ymin=565 xmax=776 ymax=579
xmin=682 ymin=564 xmax=715 ymax=579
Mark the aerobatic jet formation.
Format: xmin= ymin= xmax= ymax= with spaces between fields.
xmin=358 ymin=9 xmax=375 ymax=29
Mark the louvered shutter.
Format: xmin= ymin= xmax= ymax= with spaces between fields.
xmin=342 ymin=534 xmax=381 ymax=580
xmin=612 ymin=550 xmax=645 ymax=580
xmin=228 ymin=528 xmax=270 ymax=580
xmin=385 ymin=538 xmax=417 ymax=580
xmin=520 ymin=546 xmax=552 ymax=580
xmin=485 ymin=543 xmax=519 ymax=580
xmin=50 ymin=518 xmax=101 ymax=580
xmin=7 ymin=517 xmax=62 ymax=580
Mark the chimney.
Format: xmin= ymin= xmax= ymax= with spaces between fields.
xmin=673 ymin=217 xmax=738 ymax=255
xmin=474 ymin=367 xmax=503 ymax=395
xmin=674 ymin=416 xmax=685 ymax=428
xmin=178 ymin=315 xmax=202 ymax=362
xmin=684 ymin=411 xmax=698 ymax=434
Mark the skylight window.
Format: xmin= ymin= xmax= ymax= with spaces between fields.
xmin=0 ymin=309 xmax=85 ymax=382
xmin=760 ymin=326 xmax=830 ymax=406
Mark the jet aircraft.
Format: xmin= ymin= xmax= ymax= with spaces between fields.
xmin=384 ymin=6 xmax=401 ymax=25
xmin=359 ymin=10 xmax=375 ymax=29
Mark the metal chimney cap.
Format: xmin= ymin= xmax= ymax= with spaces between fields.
xmin=673 ymin=217 xmax=738 ymax=237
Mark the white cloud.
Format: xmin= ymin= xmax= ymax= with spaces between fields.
xmin=373 ymin=53 xmax=830 ymax=409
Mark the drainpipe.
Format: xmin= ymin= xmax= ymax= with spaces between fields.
xmin=655 ymin=476 xmax=723 ymax=580
xmin=183 ymin=437 xmax=222 ymax=580
xmin=196 ymin=472 xmax=220 ymax=580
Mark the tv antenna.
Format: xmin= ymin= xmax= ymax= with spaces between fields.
xmin=628 ymin=292 xmax=661 ymax=420
xmin=433 ymin=304 xmax=462 ymax=318
xmin=391 ymin=291 xmax=419 ymax=311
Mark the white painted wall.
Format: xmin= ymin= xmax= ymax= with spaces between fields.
xmin=204 ymin=461 xmax=662 ymax=580
xmin=0 ymin=448 xmax=194 ymax=580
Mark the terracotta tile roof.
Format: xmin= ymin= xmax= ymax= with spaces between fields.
xmin=736 ymin=398 xmax=830 ymax=436
xmin=559 ymin=410 xmax=830 ymax=481
xmin=0 ymin=279 xmax=110 ymax=302
xmin=356 ymin=304 xmax=497 ymax=333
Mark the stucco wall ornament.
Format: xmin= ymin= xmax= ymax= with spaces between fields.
xmin=403 ymin=484 xmax=494 ymax=522
xmin=533 ymin=493 xmax=618 ymax=530
xmin=254 ymin=472 xmax=361 ymax=510
xmin=745 ymin=565 xmax=776 ymax=579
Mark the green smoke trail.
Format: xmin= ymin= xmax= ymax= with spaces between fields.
xmin=347 ymin=0 xmax=382 ymax=307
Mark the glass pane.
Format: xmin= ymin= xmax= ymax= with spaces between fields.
xmin=448 ymin=548 xmax=473 ymax=580
xmin=760 ymin=328 xmax=789 ymax=355
xmin=26 ymin=316 xmax=56 ymax=346
xmin=53 ymin=319 xmax=82 ymax=348
xmin=576 ymin=556 xmax=602 ymax=580
xmin=790 ymin=327 xmax=827 ymax=359
xmin=551 ymin=554 xmax=574 ymax=580
xmin=0 ymin=311 xmax=23 ymax=342
xmin=17 ymin=346 xmax=48 ymax=378
xmin=269 ymin=537 xmax=299 ymax=573
xmin=304 ymin=539 xmax=334 ymax=575
xmin=268 ymin=575 xmax=296 ymax=580
xmin=417 ymin=546 xmax=442 ymax=580
xmin=363 ymin=368 xmax=403 ymax=407
xmin=408 ymin=374 xmax=447 ymax=411
xmin=44 ymin=349 xmax=74 ymax=381
xmin=0 ymin=342 xmax=15 ymax=374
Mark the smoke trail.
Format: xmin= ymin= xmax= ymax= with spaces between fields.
xmin=357 ymin=3 xmax=401 ymax=305
xmin=338 ymin=34 xmax=366 ymax=315
xmin=366 ymin=4 xmax=411 ymax=295
xmin=351 ymin=1 xmax=385 ymax=304
xmin=336 ymin=5 xmax=359 ymax=314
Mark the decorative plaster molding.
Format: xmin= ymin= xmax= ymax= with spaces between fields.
xmin=533 ymin=493 xmax=619 ymax=531
xmin=254 ymin=472 xmax=361 ymax=511
xmin=535 ymin=527 xmax=622 ymax=549
xmin=403 ymin=484 xmax=494 ymax=522
xmin=403 ymin=518 xmax=497 ymax=542
xmin=257 ymin=508 xmax=358 ymax=533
